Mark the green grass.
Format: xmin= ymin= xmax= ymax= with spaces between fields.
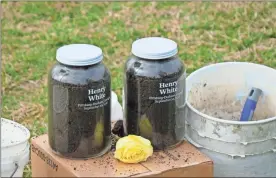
xmin=1 ymin=2 xmax=276 ymax=177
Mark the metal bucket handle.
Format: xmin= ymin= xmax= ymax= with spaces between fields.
xmin=10 ymin=163 xmax=18 ymax=178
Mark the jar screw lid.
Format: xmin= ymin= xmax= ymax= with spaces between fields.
xmin=56 ymin=44 xmax=103 ymax=66
xmin=131 ymin=37 xmax=178 ymax=60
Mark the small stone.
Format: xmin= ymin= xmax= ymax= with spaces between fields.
xmin=112 ymin=120 xmax=124 ymax=137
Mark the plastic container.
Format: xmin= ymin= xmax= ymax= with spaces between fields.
xmin=111 ymin=91 xmax=123 ymax=122
xmin=48 ymin=44 xmax=111 ymax=159
xmin=123 ymin=37 xmax=186 ymax=150
xmin=185 ymin=62 xmax=276 ymax=176
xmin=1 ymin=118 xmax=30 ymax=177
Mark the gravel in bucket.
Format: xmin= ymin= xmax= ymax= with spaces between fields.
xmin=188 ymin=84 xmax=275 ymax=121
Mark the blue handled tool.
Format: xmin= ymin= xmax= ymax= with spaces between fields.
xmin=240 ymin=87 xmax=263 ymax=121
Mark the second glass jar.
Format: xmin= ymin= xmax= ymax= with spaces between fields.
xmin=123 ymin=37 xmax=186 ymax=150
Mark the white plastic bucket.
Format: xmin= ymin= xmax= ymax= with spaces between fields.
xmin=111 ymin=91 xmax=123 ymax=121
xmin=1 ymin=118 xmax=30 ymax=177
xmin=185 ymin=62 xmax=276 ymax=177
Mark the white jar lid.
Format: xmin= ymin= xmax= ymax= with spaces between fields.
xmin=56 ymin=44 xmax=103 ymax=66
xmin=131 ymin=37 xmax=178 ymax=59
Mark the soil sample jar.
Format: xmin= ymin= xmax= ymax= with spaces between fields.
xmin=48 ymin=44 xmax=111 ymax=158
xmin=124 ymin=37 xmax=186 ymax=150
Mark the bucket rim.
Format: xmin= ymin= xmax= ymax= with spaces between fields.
xmin=186 ymin=62 xmax=276 ymax=125
xmin=1 ymin=118 xmax=30 ymax=148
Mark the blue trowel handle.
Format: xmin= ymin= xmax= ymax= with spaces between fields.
xmin=240 ymin=99 xmax=257 ymax=121
xmin=240 ymin=88 xmax=262 ymax=121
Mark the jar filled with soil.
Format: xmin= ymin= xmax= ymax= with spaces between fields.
xmin=124 ymin=37 xmax=186 ymax=150
xmin=48 ymin=44 xmax=111 ymax=158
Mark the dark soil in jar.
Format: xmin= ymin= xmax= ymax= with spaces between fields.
xmin=124 ymin=57 xmax=186 ymax=150
xmin=48 ymin=64 xmax=111 ymax=158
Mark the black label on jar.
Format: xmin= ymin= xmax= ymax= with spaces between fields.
xmin=148 ymin=73 xmax=185 ymax=105
xmin=149 ymin=81 xmax=180 ymax=103
xmin=52 ymin=85 xmax=110 ymax=113
xmin=76 ymin=86 xmax=111 ymax=111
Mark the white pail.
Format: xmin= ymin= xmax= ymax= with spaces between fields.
xmin=185 ymin=62 xmax=276 ymax=177
xmin=1 ymin=118 xmax=30 ymax=177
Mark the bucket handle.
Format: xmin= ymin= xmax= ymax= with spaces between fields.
xmin=10 ymin=163 xmax=18 ymax=178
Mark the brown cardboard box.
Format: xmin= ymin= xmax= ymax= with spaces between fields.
xmin=31 ymin=134 xmax=213 ymax=177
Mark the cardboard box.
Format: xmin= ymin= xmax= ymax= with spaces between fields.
xmin=31 ymin=134 xmax=213 ymax=177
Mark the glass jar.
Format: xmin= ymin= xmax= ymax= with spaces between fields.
xmin=48 ymin=44 xmax=111 ymax=158
xmin=124 ymin=37 xmax=186 ymax=150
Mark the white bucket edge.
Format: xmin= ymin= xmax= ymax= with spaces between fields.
xmin=1 ymin=144 xmax=30 ymax=177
